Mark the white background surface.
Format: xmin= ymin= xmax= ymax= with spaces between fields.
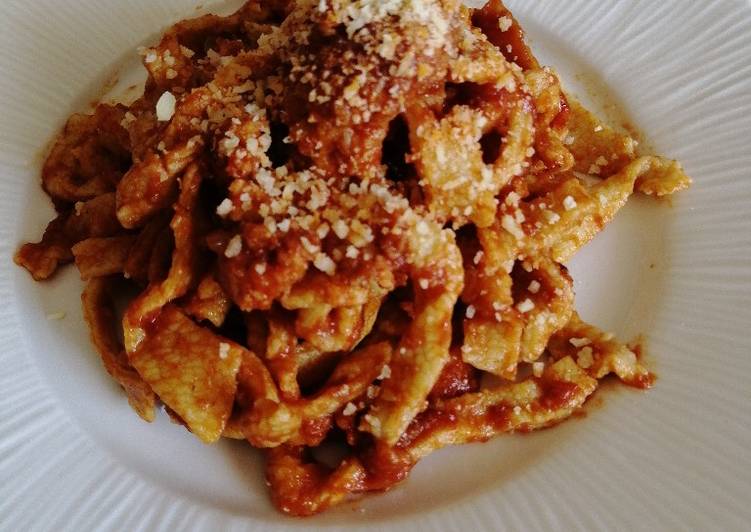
xmin=1 ymin=1 xmax=750 ymax=530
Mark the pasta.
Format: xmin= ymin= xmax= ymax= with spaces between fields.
xmin=15 ymin=0 xmax=690 ymax=516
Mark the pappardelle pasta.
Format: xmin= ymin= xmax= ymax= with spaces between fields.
xmin=16 ymin=0 xmax=690 ymax=516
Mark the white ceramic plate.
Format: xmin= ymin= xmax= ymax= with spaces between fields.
xmin=2 ymin=1 xmax=750 ymax=530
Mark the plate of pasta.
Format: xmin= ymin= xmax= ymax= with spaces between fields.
xmin=2 ymin=0 xmax=750 ymax=530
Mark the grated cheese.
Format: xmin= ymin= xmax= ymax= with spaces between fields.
xmin=502 ymin=214 xmax=525 ymax=240
xmin=155 ymin=91 xmax=176 ymax=122
xmin=224 ymin=235 xmax=243 ymax=258
xmin=314 ymin=253 xmax=336 ymax=275
xmin=498 ymin=16 xmax=513 ymax=32
xmin=218 ymin=343 xmax=230 ymax=360
xmin=516 ymin=299 xmax=535 ymax=313
xmin=216 ymin=198 xmax=234 ymax=217
xmin=569 ymin=337 xmax=592 ymax=348
xmin=563 ymin=195 xmax=578 ymax=211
